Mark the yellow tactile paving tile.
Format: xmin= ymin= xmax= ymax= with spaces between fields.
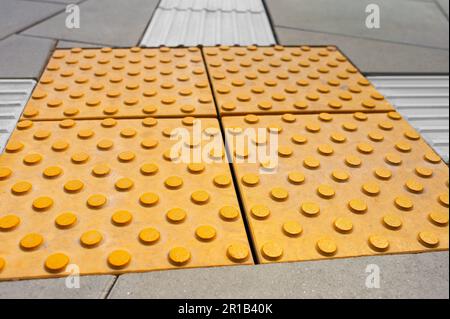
xmin=21 ymin=47 xmax=216 ymax=120
xmin=223 ymin=112 xmax=449 ymax=263
xmin=204 ymin=45 xmax=394 ymax=115
xmin=0 ymin=118 xmax=252 ymax=281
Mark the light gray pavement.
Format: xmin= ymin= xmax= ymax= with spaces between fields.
xmin=108 ymin=252 xmax=449 ymax=299
xmin=267 ymin=0 xmax=450 ymax=73
xmin=0 ymin=34 xmax=55 ymax=78
xmin=22 ymin=0 xmax=160 ymax=47
xmin=275 ymin=27 xmax=450 ymax=74
xmin=0 ymin=0 xmax=64 ymax=40
xmin=0 ymin=275 xmax=116 ymax=299
xmin=56 ymin=40 xmax=107 ymax=48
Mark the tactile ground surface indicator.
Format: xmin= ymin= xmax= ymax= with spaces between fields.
xmin=223 ymin=112 xmax=449 ymax=263
xmin=0 ymin=118 xmax=252 ymax=281
xmin=21 ymin=47 xmax=216 ymax=120
xmin=204 ymin=46 xmax=394 ymax=115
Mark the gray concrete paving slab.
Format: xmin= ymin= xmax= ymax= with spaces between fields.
xmin=436 ymin=0 xmax=449 ymax=18
xmin=275 ymin=27 xmax=449 ymax=74
xmin=266 ymin=0 xmax=449 ymax=49
xmin=57 ymin=40 xmax=105 ymax=48
xmin=0 ymin=0 xmax=64 ymax=40
xmin=0 ymin=275 xmax=116 ymax=299
xmin=108 ymin=252 xmax=449 ymax=299
xmin=23 ymin=0 xmax=84 ymax=4
xmin=0 ymin=35 xmax=55 ymax=79
xmin=22 ymin=0 xmax=160 ymax=47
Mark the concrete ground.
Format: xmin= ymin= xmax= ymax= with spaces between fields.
xmin=0 ymin=0 xmax=448 ymax=298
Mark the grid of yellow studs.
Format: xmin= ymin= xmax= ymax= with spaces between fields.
xmin=0 ymin=118 xmax=252 ymax=280
xmin=223 ymin=112 xmax=449 ymax=263
xmin=21 ymin=47 xmax=216 ymax=120
xmin=204 ymin=46 xmax=394 ymax=115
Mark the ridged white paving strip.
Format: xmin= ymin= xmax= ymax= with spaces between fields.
xmin=141 ymin=0 xmax=275 ymax=47
xmin=369 ymin=76 xmax=449 ymax=163
xmin=0 ymin=80 xmax=36 ymax=153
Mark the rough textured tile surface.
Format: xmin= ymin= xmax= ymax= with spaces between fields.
xmin=23 ymin=0 xmax=159 ymax=47
xmin=275 ymin=27 xmax=450 ymax=74
xmin=267 ymin=0 xmax=449 ymax=49
xmin=224 ymin=112 xmax=449 ymax=263
xmin=0 ymin=0 xmax=64 ymax=40
xmin=0 ymin=118 xmax=252 ymax=281
xmin=0 ymin=79 xmax=36 ymax=153
xmin=369 ymin=76 xmax=449 ymax=162
xmin=0 ymin=35 xmax=55 ymax=79
xmin=109 ymin=252 xmax=449 ymax=299
xmin=0 ymin=275 xmax=115 ymax=299
xmin=21 ymin=47 xmax=216 ymax=120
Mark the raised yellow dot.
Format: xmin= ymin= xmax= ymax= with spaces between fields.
xmin=141 ymin=138 xmax=158 ymax=149
xmin=357 ymin=143 xmax=373 ymax=154
xmin=139 ymin=228 xmax=160 ymax=244
xmin=191 ymin=190 xmax=209 ymax=204
xmin=140 ymin=193 xmax=159 ymax=207
xmin=383 ymin=214 xmax=403 ymax=230
xmin=292 ymin=134 xmax=307 ymax=144
xmin=0 ymin=167 xmax=12 ymax=180
xmin=316 ymin=238 xmax=337 ymax=256
xmin=317 ymin=185 xmax=335 ymax=199
xmin=118 ymin=151 xmax=135 ymax=162
xmin=227 ymin=243 xmax=249 ymax=263
xmin=368 ymin=235 xmax=390 ymax=252
xmin=97 ymin=139 xmax=113 ymax=151
xmin=0 ymin=215 xmax=20 ymax=231
xmin=415 ymin=167 xmax=433 ymax=178
xmin=111 ymin=210 xmax=132 ymax=226
xmin=108 ymin=250 xmax=131 ymax=269
xmin=64 ymin=180 xmax=84 ymax=193
xmin=52 ymin=140 xmax=69 ymax=152
xmin=345 ymin=155 xmax=361 ymax=167
xmin=6 ymin=141 xmax=24 ymax=153
xmin=23 ymin=153 xmax=42 ymax=165
xmin=278 ymin=146 xmax=293 ymax=157
xmin=288 ymin=171 xmax=305 ymax=184
xmin=282 ymin=221 xmax=303 ymax=237
xmin=92 ymin=164 xmax=110 ymax=177
xmin=20 ymin=233 xmax=43 ymax=250
xmin=439 ymin=193 xmax=449 ymax=207
xmin=87 ymin=194 xmax=107 ymax=209
xmin=368 ymin=131 xmax=384 ymax=142
xmin=45 ymin=253 xmax=69 ymax=273
xmin=334 ymin=217 xmax=353 ymax=233
xmin=213 ymin=174 xmax=231 ymax=187
xmin=332 ymin=170 xmax=349 ymax=182
xmin=140 ymin=163 xmax=158 ymax=175
xmin=429 ymin=212 xmax=449 ymax=226
xmin=164 ymin=176 xmax=183 ymax=189
xmin=395 ymin=141 xmax=412 ymax=153
xmin=330 ymin=132 xmax=346 ymax=143
xmin=187 ymin=163 xmax=205 ymax=174
xmin=405 ymin=179 xmax=424 ymax=193
xmin=0 ymin=258 xmax=4 ymax=272
xmin=303 ymin=156 xmax=320 ymax=169
xmin=362 ymin=182 xmax=380 ymax=196
xmin=261 ymin=241 xmax=283 ymax=260
xmin=196 ymin=225 xmax=216 ymax=241
xmin=71 ymin=152 xmax=89 ymax=164
xmin=271 ymin=187 xmax=289 ymax=201
xmin=317 ymin=144 xmax=334 ymax=156
xmin=374 ymin=167 xmax=392 ymax=180
xmin=169 ymin=247 xmax=191 ymax=266
xmin=34 ymin=130 xmax=51 ymax=140
xmin=404 ymin=130 xmax=420 ymax=140
xmin=33 ymin=196 xmax=53 ymax=211
xmin=301 ymin=202 xmax=320 ymax=217
xmin=418 ymin=231 xmax=439 ymax=248
xmin=55 ymin=212 xmax=77 ymax=228
xmin=394 ymin=196 xmax=413 ymax=211
xmin=385 ymin=153 xmax=402 ymax=166
xmin=424 ymin=151 xmax=442 ymax=164
xmin=11 ymin=181 xmax=32 ymax=195
xmin=348 ymin=199 xmax=367 ymax=213
xmin=251 ymin=205 xmax=270 ymax=219
xmin=242 ymin=173 xmax=259 ymax=186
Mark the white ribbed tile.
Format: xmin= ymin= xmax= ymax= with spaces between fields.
xmin=369 ymin=76 xmax=449 ymax=163
xmin=141 ymin=0 xmax=275 ymax=46
xmin=0 ymin=79 xmax=36 ymax=153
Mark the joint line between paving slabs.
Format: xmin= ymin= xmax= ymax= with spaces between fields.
xmin=262 ymin=0 xmax=280 ymax=45
xmin=104 ymin=275 xmax=119 ymax=299
xmin=137 ymin=0 xmax=164 ymax=46
xmin=200 ymin=47 xmax=261 ymax=264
